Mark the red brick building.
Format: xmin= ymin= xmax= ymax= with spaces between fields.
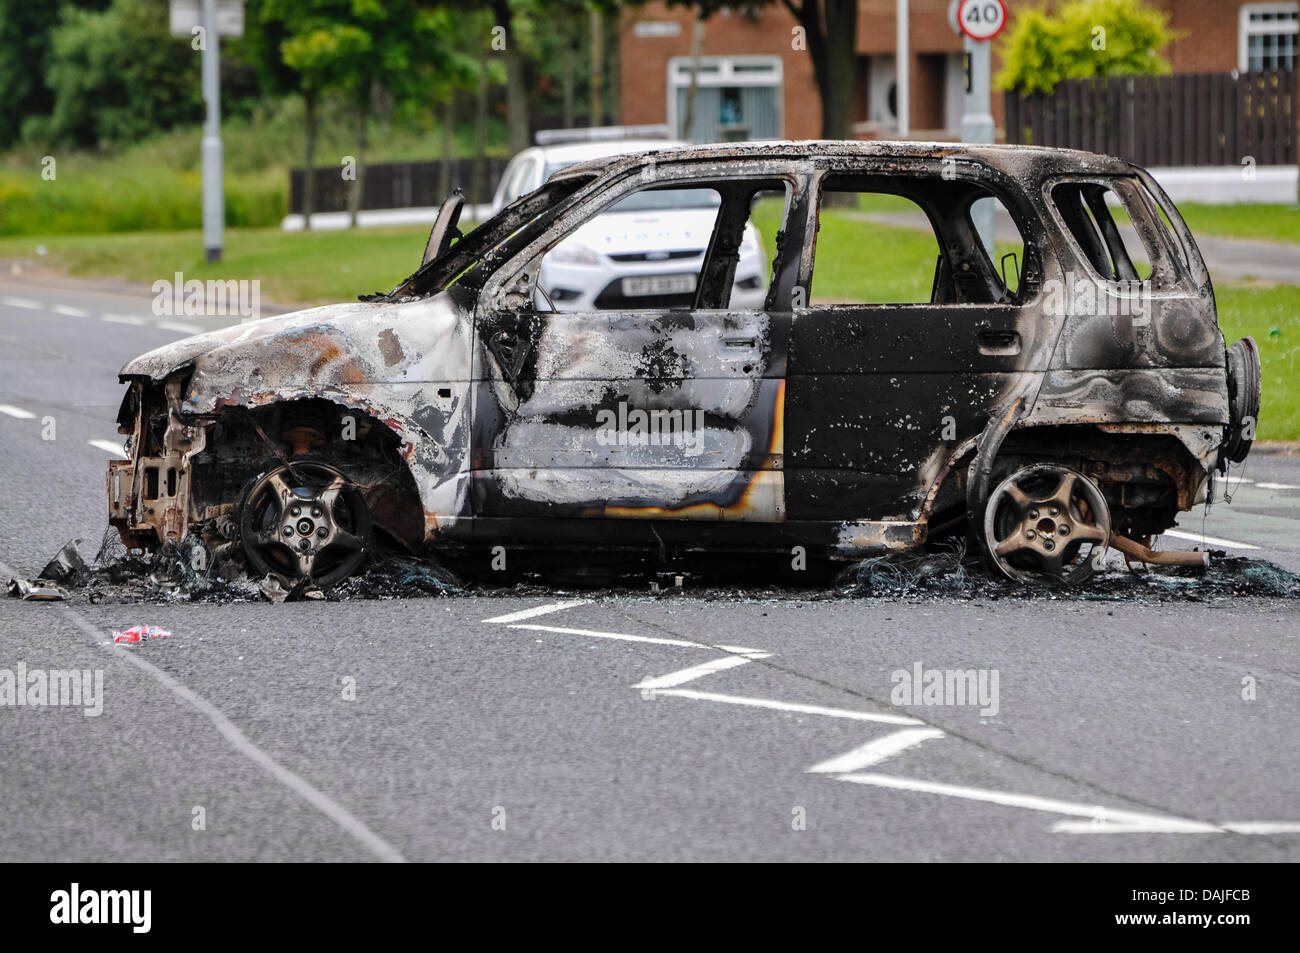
xmin=619 ymin=1 xmax=1298 ymax=141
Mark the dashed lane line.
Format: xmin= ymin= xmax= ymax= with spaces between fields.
xmin=157 ymin=319 xmax=203 ymax=334
xmin=0 ymin=404 xmax=36 ymax=419
xmin=1 ymin=296 xmax=42 ymax=310
xmin=2 ymin=296 xmax=212 ymax=333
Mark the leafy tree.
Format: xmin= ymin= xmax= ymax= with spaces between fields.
xmin=996 ymin=0 xmax=1178 ymax=94
xmin=0 ymin=1 xmax=67 ymax=148
xmin=267 ymin=0 xmax=463 ymax=228
xmin=268 ymin=0 xmax=367 ymax=227
xmin=38 ymin=0 xmax=201 ymax=149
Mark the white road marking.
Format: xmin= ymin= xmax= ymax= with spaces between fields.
xmin=0 ymin=404 xmax=35 ymax=419
xmin=1 ymin=296 xmax=42 ymax=310
xmin=482 ymin=599 xmax=593 ymax=624
xmin=651 ymin=688 xmax=925 ymax=725
xmin=88 ymin=439 xmax=126 ymax=457
xmin=1052 ymin=819 xmax=1300 ymax=834
xmin=52 ymin=305 xmax=90 ymax=318
xmin=102 ymin=313 xmax=146 ymax=326
xmin=1254 ymin=482 xmax=1300 ymax=491
xmin=634 ymin=653 xmax=771 ymax=692
xmin=1164 ymin=529 xmax=1260 ymax=550
xmin=157 ymin=319 xmax=202 ymax=334
xmin=807 ymin=728 xmax=946 ymax=774
xmin=511 ymin=623 xmax=700 ymax=648
xmin=1219 ymin=821 xmax=1300 ymax=834
xmin=54 ymin=606 xmax=407 ymax=862
xmin=491 ymin=599 xmax=1298 ymax=838
xmin=837 ymin=773 xmax=1224 ymax=832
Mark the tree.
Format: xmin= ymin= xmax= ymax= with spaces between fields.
xmin=267 ymin=0 xmax=359 ymax=229
xmin=490 ymin=0 xmax=530 ymax=153
xmin=0 ymin=0 xmax=65 ymax=148
xmin=38 ymin=0 xmax=201 ymax=149
xmin=996 ymin=0 xmax=1178 ymax=95
xmin=273 ymin=0 xmax=460 ymax=228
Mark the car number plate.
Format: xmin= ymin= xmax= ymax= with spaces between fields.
xmin=622 ymin=273 xmax=697 ymax=296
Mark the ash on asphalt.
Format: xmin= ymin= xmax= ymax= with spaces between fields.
xmin=13 ymin=526 xmax=1299 ymax=607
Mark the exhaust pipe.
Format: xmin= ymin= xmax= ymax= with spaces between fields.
xmin=1109 ymin=532 xmax=1210 ymax=567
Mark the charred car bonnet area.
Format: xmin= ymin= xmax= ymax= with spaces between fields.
xmin=107 ymin=141 xmax=1261 ymax=591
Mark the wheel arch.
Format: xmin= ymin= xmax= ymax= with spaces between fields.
xmin=191 ymin=396 xmax=426 ymax=553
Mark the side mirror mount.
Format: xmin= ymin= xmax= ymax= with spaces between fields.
xmin=422 ymin=188 xmax=466 ymax=266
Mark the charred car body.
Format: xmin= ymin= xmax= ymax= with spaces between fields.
xmin=109 ymin=141 xmax=1260 ymax=588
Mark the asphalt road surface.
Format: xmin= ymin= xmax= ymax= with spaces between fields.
xmin=2 ymin=278 xmax=1298 ymax=862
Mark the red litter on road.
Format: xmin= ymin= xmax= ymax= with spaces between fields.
xmin=113 ymin=625 xmax=171 ymax=643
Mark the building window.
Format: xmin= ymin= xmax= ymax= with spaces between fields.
xmin=1240 ymin=3 xmax=1299 ymax=71
xmin=668 ymin=56 xmax=783 ymax=142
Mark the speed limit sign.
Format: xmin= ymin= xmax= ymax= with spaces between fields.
xmin=957 ymin=0 xmax=1007 ymax=42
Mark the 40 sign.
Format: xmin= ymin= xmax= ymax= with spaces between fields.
xmin=958 ymin=0 xmax=1007 ymax=42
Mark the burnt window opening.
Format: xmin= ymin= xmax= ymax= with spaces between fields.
xmin=1050 ymin=181 xmax=1156 ymax=283
xmin=387 ymin=176 xmax=594 ymax=300
xmin=808 ymin=173 xmax=1032 ymax=307
xmin=539 ymin=184 xmax=721 ymax=312
xmin=522 ymin=174 xmax=790 ymax=314
xmin=1139 ymin=179 xmax=1191 ymax=274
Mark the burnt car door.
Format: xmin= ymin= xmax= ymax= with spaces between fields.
xmin=470 ymin=160 xmax=806 ymax=539
xmin=784 ymin=161 xmax=1056 ymax=536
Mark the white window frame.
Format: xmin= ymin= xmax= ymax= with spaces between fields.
xmin=1239 ymin=2 xmax=1299 ymax=72
xmin=666 ymin=55 xmax=784 ymax=140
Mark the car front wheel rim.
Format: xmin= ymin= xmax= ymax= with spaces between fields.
xmin=239 ymin=461 xmax=371 ymax=589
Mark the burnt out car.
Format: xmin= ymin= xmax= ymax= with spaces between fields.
xmin=108 ymin=141 xmax=1260 ymax=589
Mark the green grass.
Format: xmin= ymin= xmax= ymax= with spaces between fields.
xmin=0 ymin=96 xmax=511 ymax=237
xmin=1112 ymin=201 xmax=1300 ymax=244
xmin=0 ymin=225 xmax=429 ymax=306
xmin=1175 ymin=202 xmax=1300 ymax=244
xmin=4 ymin=205 xmax=1297 ymax=438
xmin=1216 ymin=284 xmax=1300 ymax=441
xmin=0 ymin=163 xmax=286 ymax=234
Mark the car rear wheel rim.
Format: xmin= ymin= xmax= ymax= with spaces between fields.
xmin=983 ymin=464 xmax=1110 ymax=586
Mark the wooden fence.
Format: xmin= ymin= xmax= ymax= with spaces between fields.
xmin=1004 ymin=70 xmax=1297 ymax=166
xmin=290 ymin=156 xmax=510 ymax=215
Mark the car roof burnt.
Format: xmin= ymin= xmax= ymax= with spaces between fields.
xmin=548 ymin=139 xmax=1137 ymax=183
